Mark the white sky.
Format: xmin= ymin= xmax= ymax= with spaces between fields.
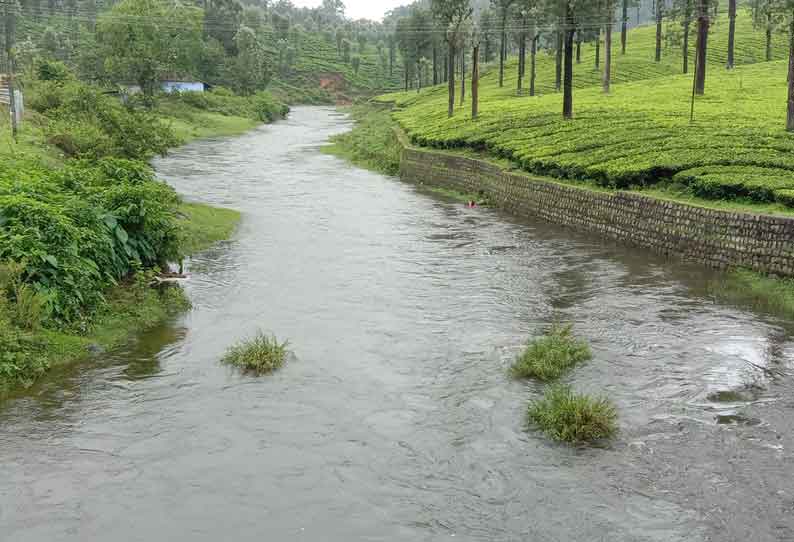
xmin=290 ymin=0 xmax=406 ymax=22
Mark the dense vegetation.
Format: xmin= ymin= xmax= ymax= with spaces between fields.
xmin=5 ymin=0 xmax=403 ymax=105
xmin=380 ymin=9 xmax=794 ymax=210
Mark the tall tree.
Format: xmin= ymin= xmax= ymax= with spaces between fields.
xmin=786 ymin=3 xmax=794 ymax=130
xmin=604 ymin=0 xmax=617 ymax=92
xmin=621 ymin=0 xmax=629 ymax=53
xmin=655 ymin=0 xmax=664 ymax=62
xmin=492 ymin=0 xmax=515 ymax=87
xmin=514 ymin=5 xmax=532 ymax=92
xmin=432 ymin=0 xmax=473 ymax=117
xmin=726 ymin=0 xmax=736 ymax=67
xmin=694 ymin=0 xmax=709 ymax=94
xmin=480 ymin=7 xmax=496 ymax=62
xmin=669 ymin=0 xmax=694 ymax=72
xmin=472 ymin=31 xmax=480 ymax=118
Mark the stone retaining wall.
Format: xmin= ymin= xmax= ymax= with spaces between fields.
xmin=400 ymin=144 xmax=794 ymax=277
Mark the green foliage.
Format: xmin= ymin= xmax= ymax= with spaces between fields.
xmin=528 ymin=384 xmax=618 ymax=444
xmin=36 ymin=59 xmax=73 ymax=83
xmin=0 ymin=156 xmax=182 ymax=324
xmin=222 ymin=331 xmax=289 ymax=374
xmin=510 ymin=324 xmax=592 ymax=381
xmin=161 ymin=88 xmax=288 ymax=123
xmin=0 ymin=262 xmax=49 ymax=330
xmin=323 ymin=106 xmax=402 ymax=175
xmin=96 ymin=0 xmax=204 ymax=98
xmin=27 ymin=79 xmax=179 ymax=160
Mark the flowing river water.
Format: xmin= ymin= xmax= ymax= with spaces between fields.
xmin=2 ymin=107 xmax=794 ymax=541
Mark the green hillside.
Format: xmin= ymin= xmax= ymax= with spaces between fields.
xmin=379 ymin=10 xmax=794 ymax=210
xmin=269 ymin=31 xmax=402 ymax=103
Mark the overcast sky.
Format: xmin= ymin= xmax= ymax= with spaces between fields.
xmin=290 ymin=0 xmax=406 ymax=22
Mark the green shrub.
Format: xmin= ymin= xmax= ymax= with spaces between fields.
xmin=222 ymin=331 xmax=289 ymax=373
xmin=510 ymin=324 xmax=592 ymax=381
xmin=775 ymin=189 xmax=794 ymax=207
xmin=36 ymin=59 xmax=74 ymax=83
xmin=0 ymin=316 xmax=50 ymax=388
xmin=0 ymin=157 xmax=182 ymax=325
xmin=528 ymin=384 xmax=618 ymax=444
xmin=29 ymin=80 xmax=178 ymax=160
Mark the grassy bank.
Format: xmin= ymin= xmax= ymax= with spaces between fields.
xmin=0 ymin=201 xmax=240 ymax=398
xmin=0 ymin=73 xmax=261 ymax=397
xmin=322 ymin=105 xmax=402 ymax=175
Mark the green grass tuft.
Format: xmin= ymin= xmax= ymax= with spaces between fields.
xmin=222 ymin=331 xmax=289 ymax=374
xmin=528 ymin=384 xmax=618 ymax=444
xmin=510 ymin=324 xmax=592 ymax=381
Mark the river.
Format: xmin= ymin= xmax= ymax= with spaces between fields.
xmin=2 ymin=107 xmax=793 ymax=541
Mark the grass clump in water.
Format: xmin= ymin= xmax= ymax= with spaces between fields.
xmin=510 ymin=324 xmax=592 ymax=381
xmin=528 ymin=384 xmax=618 ymax=444
xmin=222 ymin=331 xmax=289 ymax=374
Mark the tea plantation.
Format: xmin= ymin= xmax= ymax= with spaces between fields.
xmin=380 ymin=10 xmax=794 ymax=209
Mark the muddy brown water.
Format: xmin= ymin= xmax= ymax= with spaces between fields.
xmin=2 ymin=107 xmax=793 ymax=541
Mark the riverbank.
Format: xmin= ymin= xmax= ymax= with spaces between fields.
xmin=330 ymin=103 xmax=794 ymax=317
xmin=0 ymin=88 xmax=262 ymax=397
xmin=0 ymin=200 xmax=241 ymax=399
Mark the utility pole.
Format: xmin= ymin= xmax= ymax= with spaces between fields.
xmin=3 ymin=0 xmax=18 ymax=141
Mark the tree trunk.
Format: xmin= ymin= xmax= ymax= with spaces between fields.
xmin=695 ymin=0 xmax=709 ymax=95
xmin=604 ymin=21 xmax=612 ymax=93
xmin=595 ymin=28 xmax=600 ymax=68
xmin=683 ymin=14 xmax=690 ymax=73
xmin=576 ymin=34 xmax=581 ymax=63
xmin=404 ymin=67 xmax=409 ymax=92
xmin=499 ymin=16 xmax=506 ymax=87
xmin=766 ymin=11 xmax=773 ymax=61
xmin=621 ymin=0 xmax=628 ymax=54
xmin=517 ymin=31 xmax=525 ymax=92
xmin=461 ymin=46 xmax=466 ymax=105
xmin=655 ymin=0 xmax=663 ymax=62
xmin=472 ymin=44 xmax=479 ymax=119
xmin=563 ymin=10 xmax=575 ymax=119
xmin=448 ymin=40 xmax=456 ymax=117
xmin=787 ymin=17 xmax=794 ymax=131
xmin=727 ymin=0 xmax=736 ymax=68
xmin=433 ymin=44 xmax=438 ymax=84
xmin=555 ymin=28 xmax=563 ymax=91
xmin=530 ymin=34 xmax=537 ymax=96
